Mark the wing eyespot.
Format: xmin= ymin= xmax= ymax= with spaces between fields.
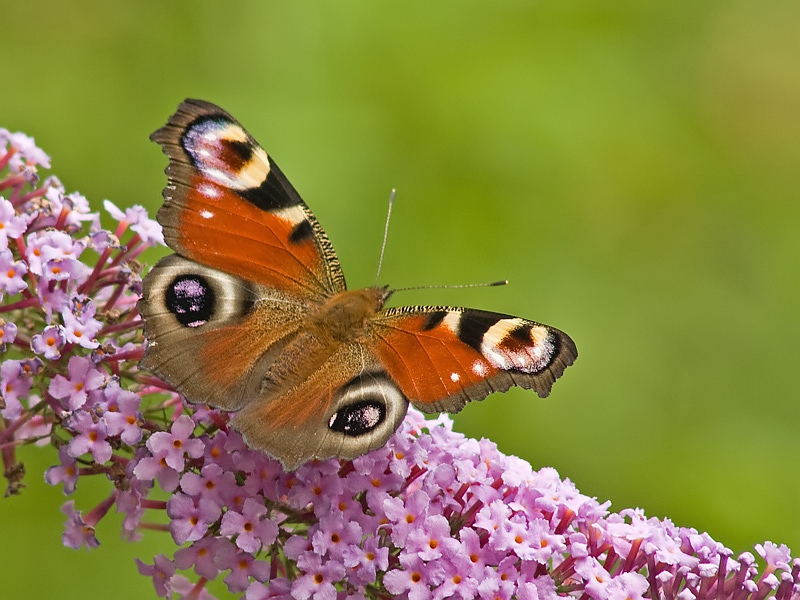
xmin=164 ymin=273 xmax=215 ymax=328
xmin=182 ymin=116 xmax=252 ymax=173
xmin=327 ymin=371 xmax=408 ymax=442
xmin=328 ymin=400 xmax=386 ymax=436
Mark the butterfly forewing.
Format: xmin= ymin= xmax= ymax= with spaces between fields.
xmin=150 ymin=99 xmax=345 ymax=300
xmin=370 ymin=306 xmax=577 ymax=413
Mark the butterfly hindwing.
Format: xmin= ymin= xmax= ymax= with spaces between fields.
xmin=370 ymin=306 xmax=577 ymax=413
xmin=150 ymin=99 xmax=345 ymax=299
xmin=230 ymin=343 xmax=409 ymax=470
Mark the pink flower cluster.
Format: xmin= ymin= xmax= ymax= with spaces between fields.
xmin=2 ymin=125 xmax=800 ymax=600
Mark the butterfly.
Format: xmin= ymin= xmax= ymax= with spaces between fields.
xmin=138 ymin=99 xmax=577 ymax=470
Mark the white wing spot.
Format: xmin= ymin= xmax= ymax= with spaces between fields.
xmin=198 ymin=184 xmax=220 ymax=199
xmin=204 ymin=167 xmax=237 ymax=188
xmin=471 ymin=361 xmax=488 ymax=377
xmin=199 ymin=210 xmax=214 ymax=219
xmin=450 ymin=372 xmax=460 ymax=383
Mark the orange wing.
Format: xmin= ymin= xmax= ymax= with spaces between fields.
xmin=370 ymin=307 xmax=577 ymax=413
xmin=151 ymin=99 xmax=345 ymax=300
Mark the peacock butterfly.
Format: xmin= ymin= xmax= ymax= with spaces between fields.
xmin=138 ymin=99 xmax=577 ymax=470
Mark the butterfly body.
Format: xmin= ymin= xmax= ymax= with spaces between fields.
xmin=250 ymin=287 xmax=390 ymax=400
xmin=139 ymin=99 xmax=577 ymax=470
xmin=307 ymin=287 xmax=390 ymax=342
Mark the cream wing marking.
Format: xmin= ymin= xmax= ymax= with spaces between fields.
xmin=479 ymin=318 xmax=555 ymax=372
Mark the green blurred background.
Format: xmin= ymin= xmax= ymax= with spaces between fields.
xmin=3 ymin=1 xmax=800 ymax=597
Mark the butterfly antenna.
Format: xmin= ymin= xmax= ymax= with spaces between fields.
xmin=392 ymin=279 xmax=509 ymax=294
xmin=375 ymin=188 xmax=396 ymax=285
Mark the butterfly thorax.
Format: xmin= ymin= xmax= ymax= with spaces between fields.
xmin=257 ymin=286 xmax=390 ymax=396
xmin=308 ymin=286 xmax=390 ymax=343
